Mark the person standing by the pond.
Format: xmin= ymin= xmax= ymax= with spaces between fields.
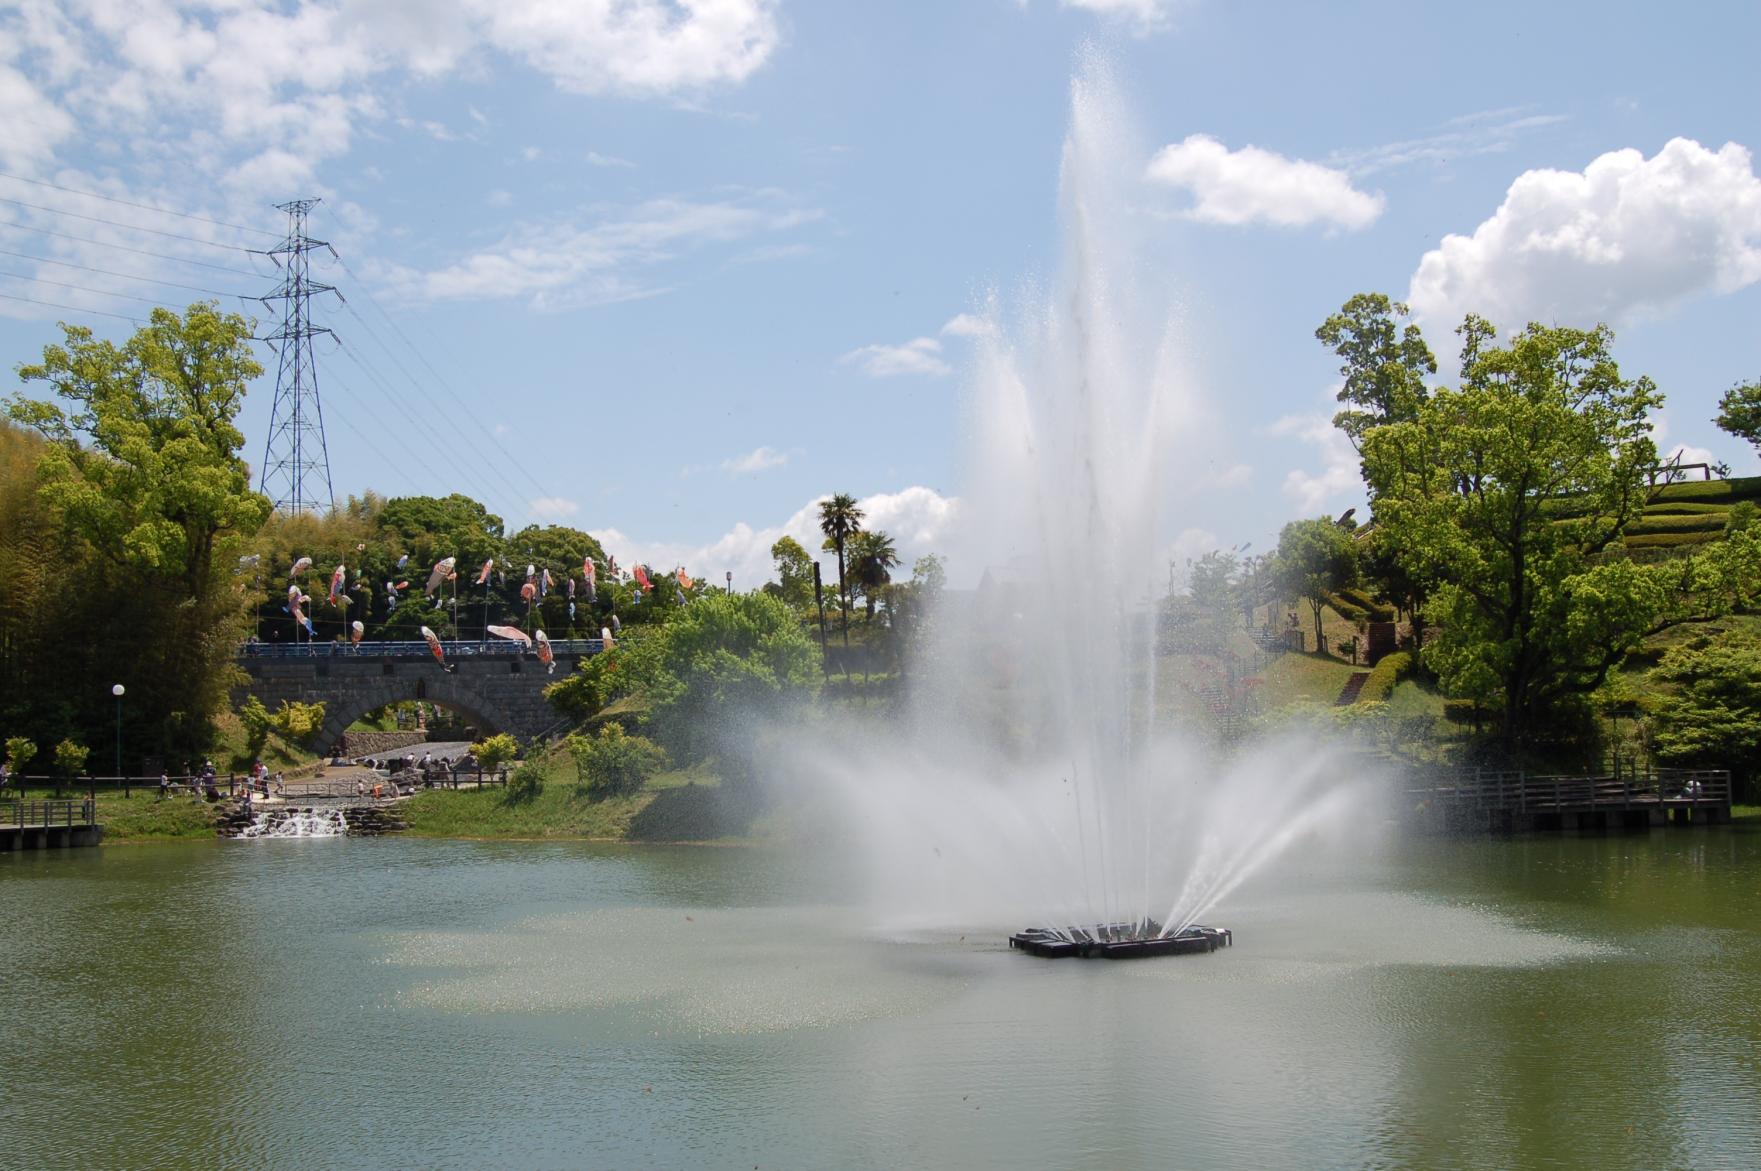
xmin=158 ymin=772 xmax=169 ymax=801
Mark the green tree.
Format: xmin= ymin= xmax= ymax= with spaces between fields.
xmin=7 ymin=304 xmax=272 ymax=759
xmin=846 ymin=529 xmax=901 ymax=623
xmin=1316 ymin=293 xmax=1437 ymax=450
xmin=817 ymin=493 xmax=864 ymax=642
xmin=766 ymin=535 xmax=816 ymax=609
xmin=52 ymin=738 xmax=89 ymax=786
xmin=910 ymin=553 xmax=947 ymax=594
xmin=565 ymin=724 xmax=669 ymax=799
xmin=1274 ymin=519 xmax=1359 ymax=652
xmin=1713 ymin=377 xmax=1761 ymax=453
xmin=565 ymin=592 xmax=817 ymax=777
xmin=1363 ymin=318 xmax=1677 ymax=752
xmin=5 ymin=735 xmax=36 ymax=778
xmin=1649 ymin=636 xmax=1761 ymax=801
xmin=239 ymin=696 xmax=275 ymax=762
xmin=1188 ymin=549 xmax=1240 ymax=629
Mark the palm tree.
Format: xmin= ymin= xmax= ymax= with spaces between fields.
xmin=817 ymin=493 xmax=864 ymax=643
xmin=847 ymin=530 xmax=901 ymax=624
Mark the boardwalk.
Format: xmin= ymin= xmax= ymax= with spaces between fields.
xmin=1 ymin=799 xmax=103 ymax=851
xmin=1405 ymin=766 xmax=1732 ymax=833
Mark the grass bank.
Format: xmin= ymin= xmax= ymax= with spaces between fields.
xmin=6 ymin=785 xmax=221 ymax=844
xmin=398 ymin=757 xmax=776 ymax=843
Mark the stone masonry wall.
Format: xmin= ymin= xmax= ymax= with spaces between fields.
xmin=335 ymin=730 xmax=430 ymax=758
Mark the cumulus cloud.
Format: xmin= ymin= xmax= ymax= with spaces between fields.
xmin=528 ymin=496 xmax=581 ymax=521
xmin=840 ymin=337 xmax=951 ymax=378
xmin=0 ymin=0 xmax=779 ymax=205
xmin=586 ymin=150 xmax=636 ymax=168
xmin=591 ymin=487 xmax=960 ymax=590
xmin=466 ymin=0 xmax=779 ymax=97
xmin=721 ymin=446 xmax=787 ymax=474
xmin=1147 ymin=134 xmax=1385 ymax=230
xmin=1268 ymin=401 xmax=1362 ymax=514
xmin=1408 ymin=138 xmax=1761 ymax=335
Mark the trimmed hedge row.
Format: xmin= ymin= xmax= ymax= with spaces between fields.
xmin=1335 ymin=586 xmax=1397 ymax=623
xmin=1624 ymin=513 xmax=1729 ymax=535
xmin=1640 ymin=501 xmax=1733 ymax=516
xmin=1357 ymin=651 xmax=1413 ymax=704
xmin=1649 ymin=475 xmax=1761 ymax=504
xmin=1622 ymin=531 xmax=1723 ymax=548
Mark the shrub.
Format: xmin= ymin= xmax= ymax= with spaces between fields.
xmin=52 ymin=738 xmax=89 ymax=780
xmin=1623 ymin=513 xmax=1727 ymax=535
xmin=565 ymin=725 xmax=669 ymax=799
xmin=1622 ymin=531 xmax=1722 ymax=549
xmin=471 ymin=733 xmax=520 ymax=774
xmin=1358 ymin=651 xmax=1413 ymax=704
xmin=5 ymin=736 xmax=37 ymax=777
xmin=506 ymin=759 xmax=546 ymax=799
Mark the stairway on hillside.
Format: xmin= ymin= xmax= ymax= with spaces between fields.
xmin=1334 ymin=672 xmax=1371 ymax=706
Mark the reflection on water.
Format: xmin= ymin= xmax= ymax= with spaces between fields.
xmin=3 ymin=832 xmax=1759 ymax=1170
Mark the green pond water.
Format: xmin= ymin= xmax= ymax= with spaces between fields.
xmin=4 ymin=827 xmax=1759 ymax=1170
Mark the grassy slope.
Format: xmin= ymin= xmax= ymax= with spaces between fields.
xmin=397 ymin=757 xmax=762 ymax=842
xmin=9 ymin=784 xmax=220 ymax=843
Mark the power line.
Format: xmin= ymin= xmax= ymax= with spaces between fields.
xmin=258 ymin=198 xmax=335 ymax=514
xmin=0 ymin=195 xmax=259 ymax=252
xmin=0 ymin=221 xmax=267 ymax=277
xmin=0 ymin=289 xmax=145 ymax=324
xmin=336 ymin=257 xmax=559 ymax=506
xmin=330 ymin=334 xmax=528 ymax=523
xmin=0 ymin=170 xmax=281 ymax=238
xmin=0 ymin=269 xmax=194 ymax=311
xmin=0 ymin=247 xmax=251 ymax=300
xmin=332 ymin=301 xmax=539 ymax=514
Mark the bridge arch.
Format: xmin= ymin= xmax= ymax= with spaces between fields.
xmin=234 ymin=653 xmax=574 ymax=757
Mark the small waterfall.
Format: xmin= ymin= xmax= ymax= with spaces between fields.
xmin=237 ymin=807 xmax=349 ymax=839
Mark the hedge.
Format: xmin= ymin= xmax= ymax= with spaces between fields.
xmin=1640 ymin=501 xmax=1733 ymax=516
xmin=1649 ymin=475 xmax=1761 ymax=504
xmin=1623 ymin=513 xmax=1729 ymax=535
xmin=1622 ymin=531 xmax=1723 ymax=549
xmin=1335 ymin=587 xmax=1397 ymax=623
xmin=1357 ymin=651 xmax=1413 ymax=704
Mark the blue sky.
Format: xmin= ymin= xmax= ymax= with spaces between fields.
xmin=3 ymin=0 xmax=1760 ymax=586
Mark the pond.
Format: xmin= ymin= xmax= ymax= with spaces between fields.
xmin=5 ymin=828 xmax=1759 ymax=1169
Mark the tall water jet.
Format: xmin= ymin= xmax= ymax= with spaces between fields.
xmin=793 ymin=56 xmax=1370 ymax=949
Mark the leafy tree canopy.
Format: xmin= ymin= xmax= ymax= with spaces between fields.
xmin=1274 ymin=518 xmax=1359 ymax=649
xmin=1316 ymin=292 xmax=1436 ymax=450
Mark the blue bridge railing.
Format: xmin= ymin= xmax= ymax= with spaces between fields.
xmin=239 ymin=639 xmax=606 ymax=660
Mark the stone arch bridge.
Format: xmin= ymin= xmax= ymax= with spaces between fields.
xmin=233 ymin=640 xmax=600 ymax=756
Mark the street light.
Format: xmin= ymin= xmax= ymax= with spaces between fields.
xmin=111 ymin=683 xmax=124 ymax=800
xmin=726 ymin=570 xmax=733 ymax=596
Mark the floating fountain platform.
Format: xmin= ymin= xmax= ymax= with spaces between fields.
xmin=1008 ymin=921 xmax=1232 ymax=959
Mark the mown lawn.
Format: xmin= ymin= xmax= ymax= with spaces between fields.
xmin=398 ymin=757 xmax=762 ymax=842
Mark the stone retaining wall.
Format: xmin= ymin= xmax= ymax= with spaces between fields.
xmin=336 ymin=730 xmax=430 ymax=758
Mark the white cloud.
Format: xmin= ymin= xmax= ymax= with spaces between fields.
xmin=1147 ymin=134 xmax=1385 ymax=231
xmin=529 ymin=495 xmax=580 ymax=521
xmin=1268 ymin=399 xmax=1362 ymax=514
xmin=840 ymin=336 xmax=951 ymax=378
xmin=484 ymin=188 xmax=512 ymax=207
xmin=1408 ymin=138 xmax=1761 ymax=335
xmin=1216 ymin=462 xmax=1252 ymax=487
xmin=385 ymin=194 xmax=820 ymax=308
xmin=466 ymin=0 xmax=780 ymax=97
xmin=1059 ymin=0 xmax=1187 ymax=33
xmin=721 ymin=445 xmax=787 ymax=474
xmin=1649 ymin=412 xmax=1727 ymax=478
xmin=591 ymin=487 xmax=960 ymax=590
xmin=586 ymin=150 xmax=636 ymax=168
xmin=0 ymin=0 xmax=778 ymax=203
xmin=520 ymin=145 xmax=541 ymax=161
xmin=1330 ymin=108 xmax=1568 ymax=177
xmin=940 ymin=312 xmax=995 ymax=338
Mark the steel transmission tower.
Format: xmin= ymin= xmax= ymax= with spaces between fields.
xmin=259 ymin=198 xmax=337 ymax=514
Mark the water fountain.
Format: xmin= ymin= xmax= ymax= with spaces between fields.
xmin=796 ymin=55 xmax=1370 ymax=956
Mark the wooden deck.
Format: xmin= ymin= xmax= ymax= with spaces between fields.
xmin=1 ymin=799 xmax=104 ymax=851
xmin=1404 ymin=767 xmax=1733 ymax=833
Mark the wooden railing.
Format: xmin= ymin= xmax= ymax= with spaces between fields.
xmin=2 ymin=799 xmax=96 ymax=828
xmin=1407 ymin=767 xmax=1731 ymax=811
